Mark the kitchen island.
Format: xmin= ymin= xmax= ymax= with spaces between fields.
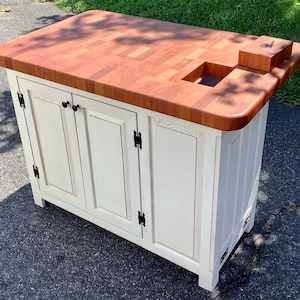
xmin=0 ymin=10 xmax=299 ymax=291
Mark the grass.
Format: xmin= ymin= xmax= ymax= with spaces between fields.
xmin=54 ymin=0 xmax=300 ymax=106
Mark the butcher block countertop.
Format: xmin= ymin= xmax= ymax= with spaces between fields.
xmin=1 ymin=10 xmax=300 ymax=130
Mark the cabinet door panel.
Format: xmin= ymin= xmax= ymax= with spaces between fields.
xmin=18 ymin=78 xmax=86 ymax=210
xmin=150 ymin=118 xmax=203 ymax=261
xmin=73 ymin=95 xmax=142 ymax=237
xmin=31 ymin=98 xmax=73 ymax=193
xmin=89 ymin=113 xmax=127 ymax=218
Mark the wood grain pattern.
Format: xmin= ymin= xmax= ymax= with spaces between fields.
xmin=239 ymin=35 xmax=293 ymax=72
xmin=0 ymin=10 xmax=300 ymax=130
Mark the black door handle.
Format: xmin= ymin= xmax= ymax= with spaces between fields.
xmin=61 ymin=101 xmax=69 ymax=108
xmin=72 ymin=104 xmax=80 ymax=111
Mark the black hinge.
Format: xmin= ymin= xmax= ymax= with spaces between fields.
xmin=18 ymin=92 xmax=25 ymax=108
xmin=220 ymin=247 xmax=229 ymax=264
xmin=243 ymin=213 xmax=251 ymax=227
xmin=33 ymin=165 xmax=40 ymax=179
xmin=138 ymin=211 xmax=145 ymax=227
xmin=134 ymin=131 xmax=142 ymax=149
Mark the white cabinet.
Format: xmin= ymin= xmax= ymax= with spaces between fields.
xmin=7 ymin=70 xmax=268 ymax=291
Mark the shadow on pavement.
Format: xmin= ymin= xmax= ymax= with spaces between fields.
xmin=0 ymin=185 xmax=212 ymax=300
xmin=0 ymin=90 xmax=22 ymax=154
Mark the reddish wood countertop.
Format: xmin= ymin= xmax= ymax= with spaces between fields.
xmin=0 ymin=10 xmax=300 ymax=130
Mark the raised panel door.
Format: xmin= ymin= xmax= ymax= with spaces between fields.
xmin=17 ymin=78 xmax=86 ymax=210
xmin=73 ymin=94 xmax=142 ymax=237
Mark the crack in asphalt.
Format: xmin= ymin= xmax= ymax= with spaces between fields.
xmin=213 ymin=202 xmax=300 ymax=299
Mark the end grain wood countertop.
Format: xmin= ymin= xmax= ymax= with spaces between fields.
xmin=0 ymin=10 xmax=299 ymax=130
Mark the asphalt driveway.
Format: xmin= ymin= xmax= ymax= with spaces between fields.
xmin=0 ymin=1 xmax=299 ymax=299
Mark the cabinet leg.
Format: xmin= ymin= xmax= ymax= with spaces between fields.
xmin=34 ymin=197 xmax=46 ymax=208
xmin=198 ymin=269 xmax=218 ymax=292
xmin=30 ymin=184 xmax=46 ymax=208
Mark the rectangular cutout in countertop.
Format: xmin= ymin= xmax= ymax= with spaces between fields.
xmin=182 ymin=62 xmax=233 ymax=87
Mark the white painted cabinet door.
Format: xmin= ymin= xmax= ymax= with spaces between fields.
xmin=73 ymin=94 xmax=142 ymax=237
xmin=149 ymin=117 xmax=203 ymax=262
xmin=17 ymin=78 xmax=87 ymax=210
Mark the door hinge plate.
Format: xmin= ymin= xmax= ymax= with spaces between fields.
xmin=134 ymin=131 xmax=142 ymax=149
xmin=33 ymin=165 xmax=39 ymax=179
xmin=220 ymin=247 xmax=229 ymax=264
xmin=243 ymin=213 xmax=251 ymax=227
xmin=18 ymin=92 xmax=25 ymax=108
xmin=138 ymin=211 xmax=145 ymax=227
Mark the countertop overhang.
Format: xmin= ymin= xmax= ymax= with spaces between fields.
xmin=0 ymin=10 xmax=300 ymax=130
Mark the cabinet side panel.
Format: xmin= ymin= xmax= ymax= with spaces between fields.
xmin=233 ymin=105 xmax=268 ymax=233
xmin=221 ymin=134 xmax=240 ymax=245
xmin=151 ymin=119 xmax=201 ymax=260
xmin=210 ymin=129 xmax=241 ymax=272
xmin=213 ymin=132 xmax=240 ymax=255
xmin=234 ymin=123 xmax=251 ymax=222
xmin=212 ymin=103 xmax=269 ymax=271
xmin=241 ymin=113 xmax=261 ymax=209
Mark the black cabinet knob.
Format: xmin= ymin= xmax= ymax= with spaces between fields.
xmin=61 ymin=101 xmax=69 ymax=108
xmin=72 ymin=104 xmax=80 ymax=111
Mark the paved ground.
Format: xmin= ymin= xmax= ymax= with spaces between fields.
xmin=0 ymin=1 xmax=299 ymax=299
